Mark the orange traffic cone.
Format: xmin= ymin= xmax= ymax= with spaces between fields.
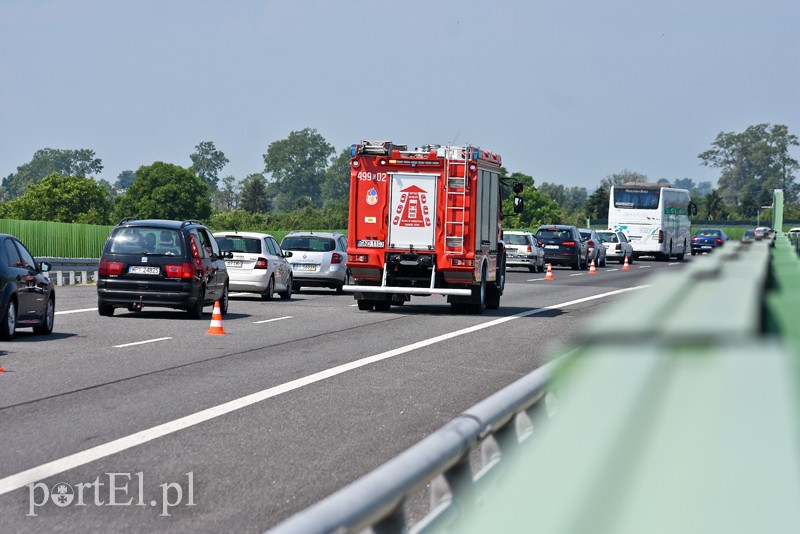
xmin=588 ymin=258 xmax=597 ymax=274
xmin=545 ymin=263 xmax=554 ymax=280
xmin=622 ymin=255 xmax=631 ymax=270
xmin=206 ymin=301 xmax=226 ymax=335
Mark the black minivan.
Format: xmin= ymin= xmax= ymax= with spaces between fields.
xmin=96 ymin=219 xmax=231 ymax=318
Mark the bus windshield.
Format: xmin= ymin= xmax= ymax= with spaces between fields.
xmin=613 ymin=188 xmax=660 ymax=210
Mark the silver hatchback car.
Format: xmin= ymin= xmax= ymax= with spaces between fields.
xmin=503 ymin=231 xmax=545 ymax=273
xmin=280 ymin=232 xmax=351 ymax=293
xmin=213 ymin=231 xmax=293 ymax=300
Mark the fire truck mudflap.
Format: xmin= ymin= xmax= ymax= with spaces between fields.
xmin=344 ymin=141 xmax=517 ymax=313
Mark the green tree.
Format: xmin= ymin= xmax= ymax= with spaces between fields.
xmin=673 ymin=178 xmax=696 ymax=191
xmin=190 ymin=141 xmax=229 ymax=192
xmin=600 ymin=170 xmax=648 ymax=190
xmin=500 ymin=172 xmax=561 ymax=229
xmin=1 ymin=148 xmax=103 ymax=199
xmin=213 ymin=175 xmax=240 ymax=211
xmin=239 ymin=173 xmax=271 ymax=214
xmin=538 ymin=182 xmax=588 ymax=214
xmin=699 ymin=124 xmax=799 ymax=216
xmin=703 ymin=189 xmax=728 ymax=220
xmin=584 ymin=186 xmax=610 ymax=221
xmin=114 ymin=170 xmax=137 ymax=192
xmin=114 ymin=162 xmax=211 ymax=221
xmin=263 ymin=128 xmax=335 ymax=211
xmin=321 ymin=148 xmax=351 ymax=206
xmin=4 ymin=173 xmax=112 ymax=224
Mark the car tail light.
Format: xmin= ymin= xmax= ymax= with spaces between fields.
xmin=255 ymin=257 xmax=268 ymax=269
xmin=588 ymin=240 xmax=596 ymax=248
xmin=99 ymin=259 xmax=124 ymax=276
xmin=658 ymin=230 xmax=664 ymax=244
xmin=537 ymin=240 xmax=544 ymax=246
xmin=562 ymin=241 xmax=576 ymax=247
xmin=616 ymin=244 xmax=622 ymax=252
xmin=526 ymin=244 xmax=532 ymax=253
xmin=331 ymin=253 xmax=343 ymax=264
xmin=348 ymin=254 xmax=369 ymax=263
xmin=166 ymin=264 xmax=182 ymax=278
xmin=692 ymin=237 xmax=700 ymax=242
xmin=714 ymin=238 xmax=723 ymax=244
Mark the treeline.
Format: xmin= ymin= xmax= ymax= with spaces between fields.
xmin=1 ymin=124 xmax=798 ymax=232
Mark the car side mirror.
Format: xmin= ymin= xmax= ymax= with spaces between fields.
xmin=284 ymin=251 xmax=293 ymax=258
xmin=39 ymin=261 xmax=51 ymax=273
xmin=221 ymin=251 xmax=234 ymax=259
xmin=513 ymin=196 xmax=524 ymax=214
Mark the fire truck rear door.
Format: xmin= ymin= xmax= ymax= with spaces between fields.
xmin=388 ymin=173 xmax=438 ymax=250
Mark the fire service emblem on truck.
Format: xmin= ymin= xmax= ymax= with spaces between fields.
xmin=366 ymin=187 xmax=378 ymax=206
xmin=393 ymin=185 xmax=431 ymax=228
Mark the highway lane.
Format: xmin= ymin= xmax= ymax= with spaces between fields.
xmin=0 ymin=259 xmax=685 ymax=532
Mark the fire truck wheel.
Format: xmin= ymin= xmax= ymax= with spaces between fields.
xmin=450 ymin=302 xmax=467 ymax=314
xmin=486 ymin=283 xmax=501 ymax=310
xmin=374 ymin=301 xmax=391 ymax=311
xmin=469 ymin=267 xmax=487 ymax=314
xmin=357 ymin=300 xmax=375 ymax=311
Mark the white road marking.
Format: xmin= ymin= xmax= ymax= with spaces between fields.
xmin=0 ymin=285 xmax=649 ymax=497
xmin=113 ymin=337 xmax=172 ymax=348
xmin=55 ymin=307 xmax=98 ymax=315
xmin=253 ymin=316 xmax=293 ymax=324
xmin=570 ymin=273 xmax=584 ymax=276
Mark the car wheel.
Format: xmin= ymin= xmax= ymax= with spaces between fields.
xmin=187 ymin=287 xmax=205 ymax=319
xmin=600 ymin=255 xmax=607 ymax=268
xmin=220 ymin=283 xmax=229 ymax=315
xmin=528 ymin=265 xmax=537 ymax=273
xmin=539 ymin=260 xmax=546 ymax=273
xmin=279 ymin=275 xmax=293 ymax=300
xmin=33 ymin=295 xmax=55 ymax=335
xmin=98 ymin=301 xmax=114 ymax=317
xmin=572 ymin=258 xmax=580 ymax=270
xmin=292 ymin=283 xmax=301 ymax=292
xmin=261 ymin=276 xmax=275 ymax=301
xmin=0 ymin=297 xmax=17 ymax=341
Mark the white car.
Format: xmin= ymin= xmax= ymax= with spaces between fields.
xmin=503 ymin=231 xmax=545 ymax=272
xmin=280 ymin=231 xmax=351 ymax=293
xmin=213 ymin=231 xmax=293 ymax=300
xmin=596 ymin=230 xmax=634 ymax=264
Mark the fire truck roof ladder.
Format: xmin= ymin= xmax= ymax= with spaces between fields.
xmin=444 ymin=145 xmax=468 ymax=254
xmin=360 ymin=140 xmax=407 ymax=155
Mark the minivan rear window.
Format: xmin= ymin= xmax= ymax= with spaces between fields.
xmin=108 ymin=227 xmax=185 ymax=256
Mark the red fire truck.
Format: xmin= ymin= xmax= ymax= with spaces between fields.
xmin=344 ymin=141 xmax=523 ymax=313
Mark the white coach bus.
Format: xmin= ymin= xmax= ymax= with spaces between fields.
xmin=608 ymin=184 xmax=696 ymax=260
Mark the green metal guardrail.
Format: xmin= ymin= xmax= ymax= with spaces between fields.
xmin=270 ymin=190 xmax=799 ymax=533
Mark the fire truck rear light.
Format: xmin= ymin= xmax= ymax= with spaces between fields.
xmin=451 ymin=258 xmax=474 ymax=267
xmin=347 ymin=254 xmax=370 ymax=263
xmin=351 ymin=160 xmax=360 ymax=168
xmin=350 ymin=144 xmax=357 ymax=157
xmin=379 ymin=158 xmax=387 ymax=165
xmin=255 ymin=257 xmax=268 ymax=269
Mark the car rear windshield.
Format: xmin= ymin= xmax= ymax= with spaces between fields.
xmin=108 ymin=227 xmax=185 ymax=256
xmin=505 ymin=234 xmax=529 ymax=245
xmin=696 ymin=229 xmax=721 ymax=237
xmin=598 ymin=232 xmax=618 ymax=242
xmin=536 ymin=229 xmax=573 ymax=241
xmin=217 ymin=236 xmax=261 ymax=254
xmin=281 ymin=237 xmax=336 ymax=252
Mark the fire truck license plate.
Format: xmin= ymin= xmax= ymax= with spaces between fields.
xmin=357 ymin=240 xmax=385 ymax=248
xmin=129 ymin=266 xmax=160 ymax=275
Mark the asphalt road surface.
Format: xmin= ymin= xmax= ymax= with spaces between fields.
xmin=0 ymin=258 xmax=686 ymax=533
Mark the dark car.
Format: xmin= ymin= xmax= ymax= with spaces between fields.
xmin=534 ymin=225 xmax=590 ymax=270
xmin=96 ymin=219 xmax=231 ymax=318
xmin=0 ymin=234 xmax=55 ymax=340
xmin=690 ymin=228 xmax=729 ymax=255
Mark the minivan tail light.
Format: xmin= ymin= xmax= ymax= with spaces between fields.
xmin=182 ymin=262 xmax=195 ymax=279
xmin=165 ymin=264 xmax=188 ymax=278
xmin=100 ymin=259 xmax=124 ymax=276
xmin=331 ymin=253 xmax=343 ymax=264
xmin=255 ymin=257 xmax=268 ymax=269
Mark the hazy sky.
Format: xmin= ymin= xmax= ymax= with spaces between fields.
xmin=1 ymin=0 xmax=797 ymax=191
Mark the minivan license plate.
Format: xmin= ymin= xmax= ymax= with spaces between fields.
xmin=129 ymin=266 xmax=160 ymax=275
